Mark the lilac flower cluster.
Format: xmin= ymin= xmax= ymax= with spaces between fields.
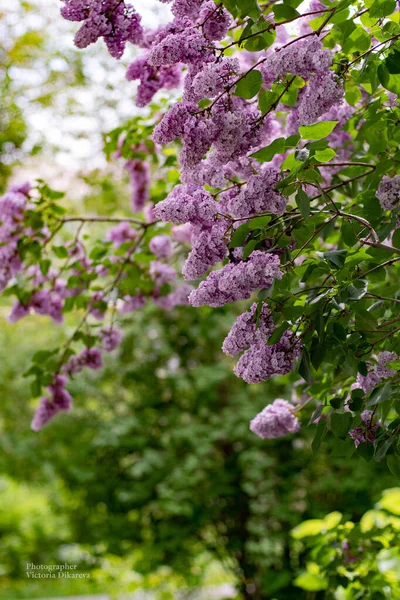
xmin=125 ymin=159 xmax=150 ymax=211
xmin=356 ymin=351 xmax=398 ymax=394
xmin=154 ymin=185 xmax=218 ymax=225
xmin=234 ymin=332 xmax=301 ymax=384
xmin=126 ymin=56 xmax=181 ymax=108
xmin=377 ymin=175 xmax=400 ymax=211
xmin=222 ymin=303 xmax=275 ymax=357
xmin=61 ymin=0 xmax=143 ymax=58
xmin=149 ymin=235 xmax=174 ymax=259
xmin=0 ymin=185 xmax=31 ymax=292
xmin=250 ymin=399 xmax=300 ymax=439
xmin=227 ymin=168 xmax=286 ymax=218
xmin=297 ymin=72 xmax=344 ymax=126
xmin=31 ymin=375 xmax=73 ymax=431
xmin=189 ymin=251 xmax=282 ymax=308
xmin=262 ymin=37 xmax=333 ymax=80
xmin=349 ymin=410 xmax=382 ymax=448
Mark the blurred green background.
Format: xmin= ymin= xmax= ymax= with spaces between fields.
xmin=0 ymin=1 xmax=399 ymax=599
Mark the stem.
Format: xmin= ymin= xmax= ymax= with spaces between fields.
xmin=344 ymin=33 xmax=400 ymax=72
xmin=358 ymin=257 xmax=400 ymax=279
xmin=61 ymin=216 xmax=150 ymax=226
xmin=365 ymin=293 xmax=400 ymax=304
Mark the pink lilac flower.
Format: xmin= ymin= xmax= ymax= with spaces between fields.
xmin=198 ymin=1 xmax=232 ymax=41
xmin=250 ymin=399 xmax=300 ymax=439
xmin=222 ymin=303 xmax=275 ymax=357
xmin=119 ymin=294 xmax=146 ymax=313
xmin=150 ymin=261 xmax=177 ymax=286
xmin=106 ymin=221 xmax=138 ymax=247
xmin=189 ymin=251 xmax=282 ymax=308
xmin=190 ymin=58 xmax=239 ymax=101
xmin=30 ymin=289 xmax=64 ymax=324
xmin=31 ymin=397 xmax=60 ymax=431
xmin=182 ymin=221 xmax=228 ymax=280
xmin=377 ymin=175 xmax=400 ymax=210
xmin=149 ymin=235 xmax=174 ymax=259
xmin=144 ymin=203 xmax=157 ymax=223
xmin=180 ymin=114 xmax=217 ymax=170
xmin=171 ymin=223 xmax=193 ymax=243
xmin=31 ymin=375 xmax=73 ymax=431
xmin=125 ymin=159 xmax=150 ymax=211
xmin=61 ymin=0 xmax=143 ymax=58
xmin=297 ymin=72 xmax=344 ymax=126
xmin=148 ymin=27 xmax=212 ymax=68
xmin=126 ymin=56 xmax=181 ymax=107
xmin=153 ymin=282 xmax=194 ymax=309
xmin=171 ymin=0 xmax=204 ymax=20
xmin=227 ymin=168 xmax=286 ymax=218
xmin=89 ymin=291 xmax=107 ymax=320
xmin=65 ymin=347 xmax=104 ymax=375
xmin=154 ymin=185 xmax=218 ymax=225
xmin=349 ymin=410 xmax=382 ymax=448
xmin=153 ymin=102 xmax=197 ymax=145
xmin=262 ymin=37 xmax=332 ymax=80
xmin=234 ymin=332 xmax=301 ymax=384
xmin=356 ymin=351 xmax=398 ymax=394
xmin=99 ymin=326 xmax=123 ymax=352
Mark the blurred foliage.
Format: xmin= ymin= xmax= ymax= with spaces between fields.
xmin=292 ymin=488 xmax=400 ymax=599
xmin=0 ymin=303 xmax=397 ymax=599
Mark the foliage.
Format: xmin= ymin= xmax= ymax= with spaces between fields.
xmin=292 ymin=488 xmax=400 ymax=598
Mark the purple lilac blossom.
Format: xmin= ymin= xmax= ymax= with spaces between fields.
xmin=149 ymin=261 xmax=177 ymax=286
xmin=297 ymin=72 xmax=344 ymax=126
xmin=182 ymin=221 xmax=228 ymax=280
xmin=234 ymin=332 xmax=301 ymax=384
xmin=154 ymin=185 xmax=218 ymax=225
xmin=106 ymin=222 xmax=138 ymax=247
xmin=356 ymin=351 xmax=398 ymax=394
xmin=189 ymin=251 xmax=282 ymax=308
xmin=377 ymin=175 xmax=400 ymax=210
xmin=126 ymin=56 xmax=181 ymax=107
xmin=61 ymin=0 xmax=143 ymax=58
xmin=222 ymin=303 xmax=275 ymax=357
xmin=125 ymin=159 xmax=150 ymax=211
xmin=227 ymin=168 xmax=286 ymax=218
xmin=99 ymin=326 xmax=123 ymax=352
xmin=349 ymin=410 xmax=382 ymax=448
xmin=149 ymin=235 xmax=174 ymax=259
xmin=250 ymin=399 xmax=300 ymax=439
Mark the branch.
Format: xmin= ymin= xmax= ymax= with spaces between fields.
xmin=61 ymin=216 xmax=150 ymax=226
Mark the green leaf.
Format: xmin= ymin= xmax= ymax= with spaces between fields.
xmin=375 ymin=437 xmax=395 ymax=461
xmin=346 ymin=279 xmax=368 ymax=301
xmin=52 ymin=245 xmax=68 ymax=259
xmin=299 ymin=121 xmax=339 ymax=140
xmin=251 ymin=137 xmax=285 ymax=162
xmin=369 ymin=0 xmax=396 ymax=18
xmin=366 ymin=382 xmax=393 ymax=407
xmin=311 ymin=419 xmax=327 ymax=455
xmin=331 ymin=413 xmax=353 ymax=439
xmin=298 ymin=348 xmax=312 ymax=383
xmin=295 ymin=189 xmax=310 ymax=220
xmin=272 ymin=4 xmax=300 ymax=22
xmin=378 ymin=63 xmax=400 ymax=95
xmin=386 ymin=49 xmax=400 ymax=74
xmin=243 ymin=22 xmax=276 ymax=52
xmin=387 ymin=454 xmax=400 ymax=478
xmin=317 ymin=249 xmax=347 ymax=269
xmin=314 ymin=148 xmax=337 ymax=163
xmin=235 ymin=69 xmax=262 ymax=99
xmin=242 ymin=238 xmax=258 ymax=259
xmin=229 ymin=223 xmax=249 ymax=248
xmin=342 ymin=26 xmax=371 ymax=53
